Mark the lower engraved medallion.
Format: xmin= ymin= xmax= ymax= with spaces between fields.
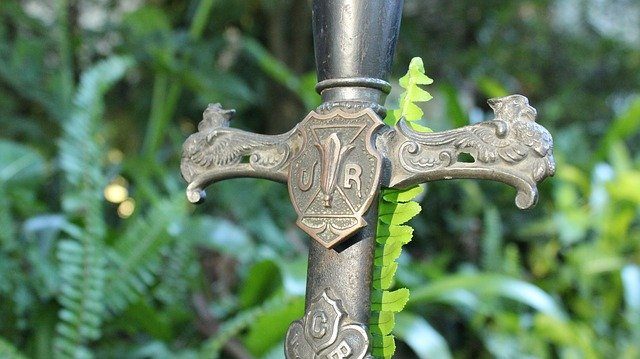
xmin=285 ymin=288 xmax=369 ymax=359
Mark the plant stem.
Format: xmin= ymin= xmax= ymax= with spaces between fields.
xmin=56 ymin=0 xmax=75 ymax=110
xmin=142 ymin=0 xmax=216 ymax=158
xmin=190 ymin=0 xmax=216 ymax=39
xmin=142 ymin=74 xmax=168 ymax=156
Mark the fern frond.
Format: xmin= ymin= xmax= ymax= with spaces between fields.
xmin=55 ymin=56 xmax=133 ymax=359
xmin=104 ymin=197 xmax=188 ymax=314
xmin=58 ymin=55 xmax=133 ymax=237
xmin=55 ymin=238 xmax=107 ymax=359
xmin=0 ymin=337 xmax=28 ymax=359
xmin=153 ymin=233 xmax=198 ymax=306
xmin=371 ymin=57 xmax=433 ymax=359
xmin=386 ymin=57 xmax=434 ymax=129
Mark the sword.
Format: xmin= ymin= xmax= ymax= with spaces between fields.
xmin=180 ymin=0 xmax=555 ymax=357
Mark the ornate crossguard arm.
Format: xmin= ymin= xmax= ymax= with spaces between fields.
xmin=181 ymin=104 xmax=302 ymax=203
xmin=381 ymin=94 xmax=556 ymax=209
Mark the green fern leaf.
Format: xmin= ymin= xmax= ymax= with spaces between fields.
xmin=378 ymin=201 xmax=422 ymax=225
xmin=153 ymin=235 xmax=199 ymax=305
xmin=370 ymin=311 xmax=395 ymax=336
xmin=374 ymin=238 xmax=405 ymax=267
xmin=371 ymin=333 xmax=396 ymax=359
xmin=105 ymin=196 xmax=188 ymax=313
xmin=55 ymin=56 xmax=133 ymax=359
xmin=55 ymin=238 xmax=107 ymax=359
xmin=381 ymin=185 xmax=424 ymax=203
xmin=373 ymin=262 xmax=398 ymax=290
xmin=371 ymin=57 xmax=433 ymax=359
xmin=371 ymin=288 xmax=410 ymax=312
xmin=0 ymin=337 xmax=28 ymax=359
xmin=376 ymin=224 xmax=414 ymax=244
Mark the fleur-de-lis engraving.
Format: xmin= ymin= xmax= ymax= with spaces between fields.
xmin=315 ymin=133 xmax=354 ymax=207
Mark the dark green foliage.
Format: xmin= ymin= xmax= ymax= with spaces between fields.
xmin=0 ymin=0 xmax=639 ymax=358
xmin=104 ymin=196 xmax=188 ymax=314
xmin=54 ymin=56 xmax=132 ymax=358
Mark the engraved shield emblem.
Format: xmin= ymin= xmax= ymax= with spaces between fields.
xmin=303 ymin=291 xmax=343 ymax=352
xmin=285 ymin=288 xmax=369 ymax=358
xmin=288 ymin=108 xmax=383 ymax=248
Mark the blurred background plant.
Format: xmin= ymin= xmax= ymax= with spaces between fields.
xmin=1 ymin=0 xmax=639 ymax=358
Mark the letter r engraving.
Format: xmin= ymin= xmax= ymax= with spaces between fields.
xmin=343 ymin=163 xmax=362 ymax=198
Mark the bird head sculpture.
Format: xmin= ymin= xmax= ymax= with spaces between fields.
xmin=200 ymin=103 xmax=236 ymax=132
xmin=488 ymin=94 xmax=537 ymax=122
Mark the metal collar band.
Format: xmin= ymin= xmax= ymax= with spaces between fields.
xmin=315 ymin=78 xmax=392 ymax=94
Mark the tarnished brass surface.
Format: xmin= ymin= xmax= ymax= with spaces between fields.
xmin=288 ymin=109 xmax=383 ymax=248
xmin=285 ymin=288 xmax=370 ymax=359
xmin=181 ymin=95 xmax=554 ymax=224
xmin=181 ymin=104 xmax=302 ymax=204
xmin=380 ymin=94 xmax=555 ymax=209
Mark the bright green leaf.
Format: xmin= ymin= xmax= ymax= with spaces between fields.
xmin=382 ymin=185 xmax=424 ymax=203
xmin=378 ymin=201 xmax=422 ymax=225
xmin=239 ymin=260 xmax=282 ymax=309
xmin=376 ymin=224 xmax=414 ymax=244
xmin=371 ymin=334 xmax=396 ymax=359
xmin=372 ymin=58 xmax=433 ymax=357
xmin=372 ymin=288 xmax=410 ymax=312
xmin=477 ymin=76 xmax=508 ymax=98
xmin=374 ymin=239 xmax=403 ymax=267
xmin=373 ymin=262 xmax=398 ymax=290
xmin=410 ymin=273 xmax=567 ymax=320
xmin=370 ymin=311 xmax=395 ymax=336
xmin=407 ymin=122 xmax=434 ymax=133
xmin=243 ymin=296 xmax=304 ymax=356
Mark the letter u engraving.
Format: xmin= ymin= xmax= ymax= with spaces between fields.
xmin=298 ymin=161 xmax=317 ymax=191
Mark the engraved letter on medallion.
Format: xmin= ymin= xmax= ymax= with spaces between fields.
xmin=298 ymin=161 xmax=316 ymax=191
xmin=328 ymin=340 xmax=352 ymax=359
xmin=311 ymin=310 xmax=328 ymax=338
xmin=343 ymin=163 xmax=362 ymax=198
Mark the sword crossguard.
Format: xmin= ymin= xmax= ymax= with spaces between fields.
xmin=381 ymin=94 xmax=555 ymax=209
xmin=181 ymin=103 xmax=302 ymax=203
xmin=181 ymin=95 xmax=554 ymax=245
